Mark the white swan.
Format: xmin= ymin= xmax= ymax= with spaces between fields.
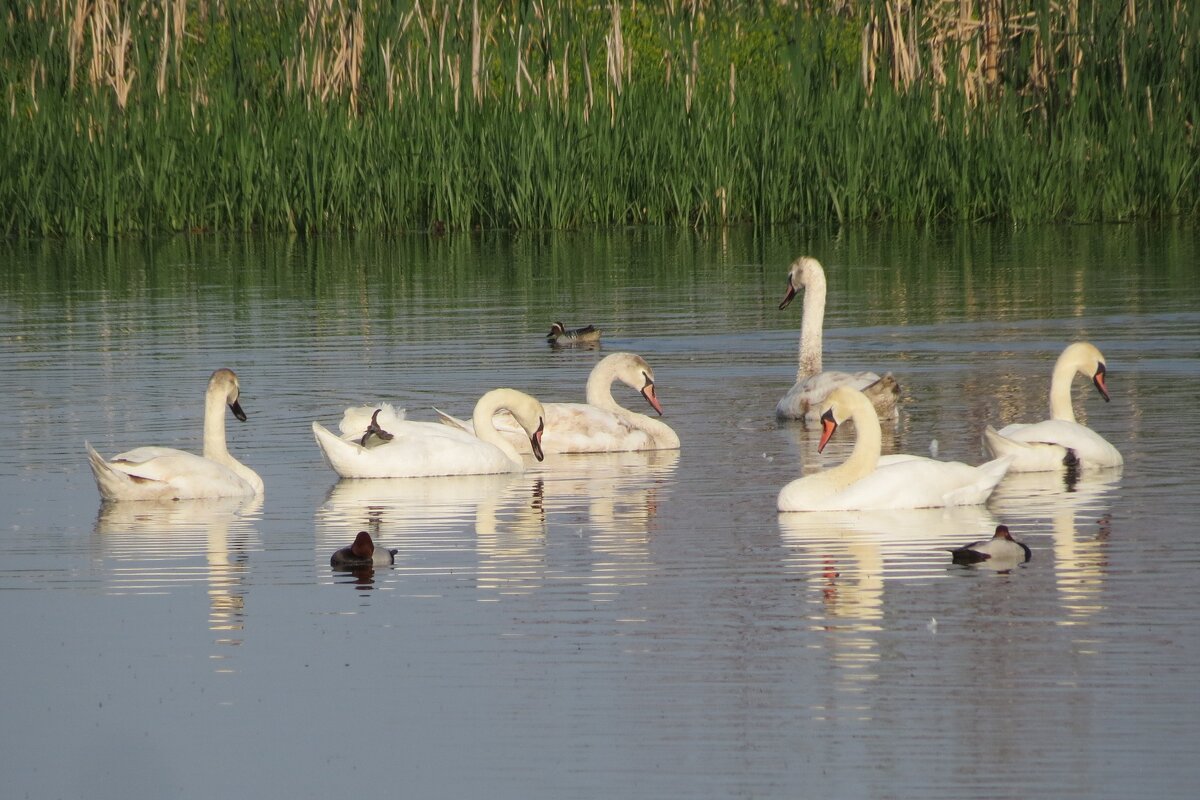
xmin=983 ymin=342 xmax=1123 ymax=472
xmin=312 ymin=388 xmax=545 ymax=478
xmin=86 ymin=368 xmax=264 ymax=502
xmin=777 ymin=386 xmax=1011 ymax=512
xmin=776 ymin=256 xmax=900 ymax=422
xmin=435 ymin=353 xmax=679 ymax=453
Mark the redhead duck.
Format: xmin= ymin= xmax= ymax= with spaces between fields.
xmin=331 ymin=531 xmax=397 ymax=568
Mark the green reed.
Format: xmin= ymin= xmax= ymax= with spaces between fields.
xmin=0 ymin=1 xmax=1196 ymax=237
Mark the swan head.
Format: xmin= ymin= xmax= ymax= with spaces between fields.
xmin=489 ymin=389 xmax=546 ymax=462
xmin=606 ymin=353 xmax=665 ymax=416
xmin=778 ymin=256 xmax=824 ymax=310
xmin=815 ymin=385 xmax=864 ymax=452
xmin=209 ymin=368 xmax=248 ymax=421
xmin=1060 ymin=342 xmax=1111 ymax=402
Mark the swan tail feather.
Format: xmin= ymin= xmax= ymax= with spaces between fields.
xmin=433 ymin=408 xmax=473 ymax=433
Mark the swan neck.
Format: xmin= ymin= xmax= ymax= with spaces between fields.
xmin=473 ymin=391 xmax=524 ymax=465
xmin=1048 ymin=354 xmax=1079 ymax=422
xmin=825 ymin=396 xmax=881 ymax=486
xmin=584 ymin=360 xmax=621 ymax=412
xmin=797 ymin=276 xmax=826 ymax=380
xmin=202 ymin=388 xmax=264 ymax=494
xmin=202 ymin=390 xmax=231 ymax=461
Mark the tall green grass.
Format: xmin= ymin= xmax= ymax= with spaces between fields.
xmin=0 ymin=0 xmax=1196 ymax=237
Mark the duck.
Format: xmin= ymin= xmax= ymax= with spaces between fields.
xmin=776 ymin=256 xmax=900 ymax=422
xmin=86 ymin=368 xmax=264 ymax=501
xmin=330 ymin=531 xmax=397 ymax=568
xmin=949 ymin=524 xmax=1032 ymax=566
xmin=435 ymin=353 xmax=679 ymax=453
xmin=547 ymin=321 xmax=602 ymax=346
xmin=312 ymin=388 xmax=545 ymax=479
xmin=777 ymin=386 xmax=1011 ymax=512
xmin=983 ymin=342 xmax=1123 ymax=472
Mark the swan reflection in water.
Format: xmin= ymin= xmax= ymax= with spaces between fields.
xmin=527 ymin=449 xmax=678 ymax=600
xmin=92 ymin=495 xmax=262 ymax=656
xmin=778 ymin=505 xmax=1000 ymax=715
xmin=989 ymin=466 xmax=1122 ymax=623
xmin=315 ymin=472 xmax=522 ymax=589
xmin=314 ymin=449 xmax=677 ymax=597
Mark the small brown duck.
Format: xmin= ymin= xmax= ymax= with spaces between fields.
xmin=949 ymin=525 xmax=1031 ymax=566
xmin=547 ymin=321 xmax=602 ymax=346
xmin=330 ymin=531 xmax=397 ymax=569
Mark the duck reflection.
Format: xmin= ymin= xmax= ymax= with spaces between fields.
xmin=989 ymin=467 xmax=1121 ymax=622
xmin=92 ymin=496 xmax=262 ymax=656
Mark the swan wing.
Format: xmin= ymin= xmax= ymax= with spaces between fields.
xmin=87 ymin=442 xmax=255 ymax=501
xmin=777 ymin=370 xmax=889 ymax=422
xmin=337 ymin=402 xmax=407 ymax=439
xmin=783 ymin=455 xmax=1009 ymax=512
xmin=987 ymin=420 xmax=1122 ymax=470
xmin=313 ymin=420 xmax=518 ymax=478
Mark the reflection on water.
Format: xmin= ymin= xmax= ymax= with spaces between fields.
xmin=2 ymin=225 xmax=1199 ymax=799
xmin=93 ymin=496 xmax=262 ymax=663
xmin=991 ymin=468 xmax=1122 ymax=623
xmin=313 ymin=450 xmax=678 ymax=600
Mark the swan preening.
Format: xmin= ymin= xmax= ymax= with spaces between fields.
xmin=313 ymin=388 xmax=546 ymax=479
xmin=983 ymin=342 xmax=1123 ymax=472
xmin=436 ymin=352 xmax=680 ymax=453
xmin=86 ymin=368 xmax=264 ymax=502
xmin=777 ymin=386 xmax=1011 ymax=512
xmin=949 ymin=524 xmax=1032 ymax=567
xmin=776 ymin=256 xmax=900 ymax=423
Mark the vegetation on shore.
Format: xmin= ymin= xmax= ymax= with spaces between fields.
xmin=1 ymin=1 xmax=1196 ymax=236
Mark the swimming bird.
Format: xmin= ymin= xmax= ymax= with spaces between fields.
xmin=313 ymin=388 xmax=545 ymax=478
xmin=777 ymin=386 xmax=1011 ymax=512
xmin=330 ymin=531 xmax=397 ymax=568
xmin=983 ymin=342 xmax=1123 ymax=472
xmin=949 ymin=524 xmax=1032 ymax=566
xmin=86 ymin=368 xmax=264 ymax=501
xmin=436 ymin=352 xmax=679 ymax=452
xmin=776 ymin=256 xmax=900 ymax=422
xmin=547 ymin=321 xmax=602 ymax=346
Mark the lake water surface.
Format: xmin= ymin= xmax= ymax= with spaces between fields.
xmin=1 ymin=225 xmax=1198 ymax=799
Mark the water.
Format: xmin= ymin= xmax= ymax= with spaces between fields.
xmin=1 ymin=225 xmax=1198 ymax=799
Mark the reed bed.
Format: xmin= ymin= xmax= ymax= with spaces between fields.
xmin=1 ymin=0 xmax=1196 ymax=237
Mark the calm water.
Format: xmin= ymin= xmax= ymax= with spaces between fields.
xmin=1 ymin=226 xmax=1198 ymax=799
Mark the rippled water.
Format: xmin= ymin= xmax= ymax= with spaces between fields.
xmin=1 ymin=226 xmax=1198 ymax=798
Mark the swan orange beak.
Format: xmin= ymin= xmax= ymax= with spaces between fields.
xmin=778 ymin=276 xmax=798 ymax=310
xmin=1093 ymin=363 xmax=1110 ymax=402
xmin=530 ymin=419 xmax=545 ymax=461
xmin=641 ymin=379 xmax=664 ymax=416
xmin=817 ymin=409 xmax=838 ymax=453
xmin=229 ymin=398 xmax=248 ymax=422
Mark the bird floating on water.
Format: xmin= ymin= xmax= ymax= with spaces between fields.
xmin=547 ymin=321 xmax=602 ymax=346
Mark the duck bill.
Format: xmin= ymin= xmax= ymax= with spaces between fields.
xmin=1093 ymin=364 xmax=1111 ymax=402
xmin=778 ymin=277 xmax=798 ymax=310
xmin=530 ymin=420 xmax=545 ymax=461
xmin=641 ymin=381 xmax=664 ymax=416
xmin=817 ymin=411 xmax=838 ymax=453
xmin=229 ymin=399 xmax=248 ymax=422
